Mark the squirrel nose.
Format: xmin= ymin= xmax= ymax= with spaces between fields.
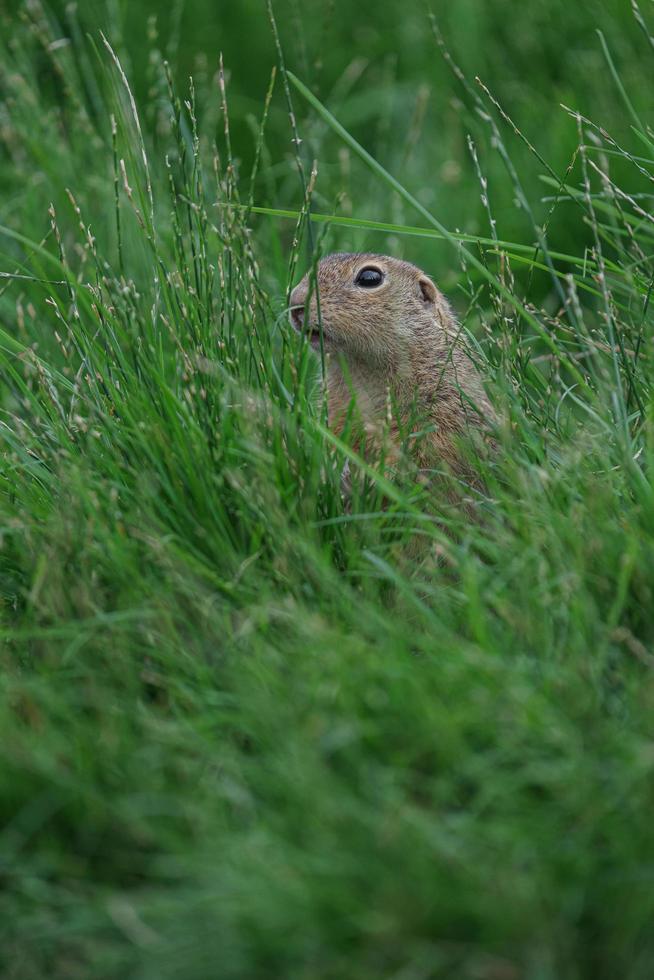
xmin=290 ymin=305 xmax=304 ymax=331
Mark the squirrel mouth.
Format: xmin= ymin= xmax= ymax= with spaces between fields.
xmin=307 ymin=326 xmax=329 ymax=349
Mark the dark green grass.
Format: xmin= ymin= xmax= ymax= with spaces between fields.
xmin=1 ymin=2 xmax=654 ymax=978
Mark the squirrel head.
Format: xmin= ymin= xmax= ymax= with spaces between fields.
xmin=289 ymin=253 xmax=452 ymax=369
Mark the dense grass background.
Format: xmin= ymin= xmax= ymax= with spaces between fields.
xmin=2 ymin=1 xmax=654 ymax=977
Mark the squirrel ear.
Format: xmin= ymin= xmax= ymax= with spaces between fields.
xmin=418 ymin=276 xmax=437 ymax=305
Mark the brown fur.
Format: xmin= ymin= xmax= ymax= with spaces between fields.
xmin=289 ymin=252 xmax=496 ymax=486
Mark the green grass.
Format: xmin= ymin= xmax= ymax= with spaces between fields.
xmin=2 ymin=1 xmax=654 ymax=977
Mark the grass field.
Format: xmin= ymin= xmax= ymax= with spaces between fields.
xmin=2 ymin=1 xmax=654 ymax=977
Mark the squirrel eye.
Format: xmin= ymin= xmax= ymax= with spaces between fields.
xmin=355 ymin=267 xmax=384 ymax=288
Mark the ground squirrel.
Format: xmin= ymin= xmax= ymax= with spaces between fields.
xmin=289 ymin=252 xmax=496 ymax=490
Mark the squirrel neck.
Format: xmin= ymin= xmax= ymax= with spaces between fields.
xmin=327 ymin=312 xmax=452 ymax=419
xmin=327 ymin=356 xmax=391 ymax=432
xmin=325 ymin=339 xmax=428 ymax=437
xmin=324 ymin=316 xmax=487 ymax=447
